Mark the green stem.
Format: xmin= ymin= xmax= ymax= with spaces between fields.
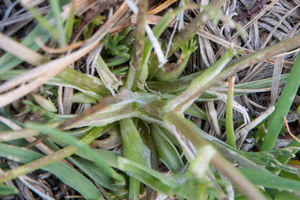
xmin=226 ymin=77 xmax=236 ymax=148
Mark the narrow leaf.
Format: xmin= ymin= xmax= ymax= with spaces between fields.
xmin=239 ymin=168 xmax=300 ymax=193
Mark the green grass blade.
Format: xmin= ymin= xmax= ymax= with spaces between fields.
xmin=272 ymin=191 xmax=300 ymax=200
xmin=118 ymin=157 xmax=178 ymax=195
xmin=26 ymin=6 xmax=59 ymax=41
xmin=73 ymin=92 xmax=97 ymax=103
xmin=239 ymin=168 xmax=300 ymax=193
xmin=234 ymin=73 xmax=289 ymax=90
xmin=151 ymin=124 xmax=184 ymax=172
xmin=120 ymin=119 xmax=147 ymax=165
xmin=0 ymin=185 xmax=18 ymax=195
xmin=70 ymin=157 xmax=123 ymax=192
xmin=154 ymin=37 xmax=197 ymax=81
xmin=48 ymin=0 xmax=66 ymax=46
xmin=64 ymin=1 xmax=76 ymax=43
xmin=261 ymin=51 xmax=300 ymax=151
xmin=277 ymin=138 xmax=300 ymax=174
xmin=68 ymin=103 xmax=137 ymax=128
xmin=147 ymin=72 xmax=289 ymax=96
xmin=25 ymin=123 xmax=124 ymax=182
xmin=164 ymin=48 xmax=237 ymax=112
xmin=226 ymin=77 xmax=236 ymax=148
xmin=0 ymin=68 xmax=108 ymax=99
xmin=120 ymin=119 xmax=147 ymax=199
xmin=0 ymin=143 xmax=103 ymax=199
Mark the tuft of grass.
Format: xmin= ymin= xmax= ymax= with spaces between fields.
xmin=1 ymin=1 xmax=300 ymax=199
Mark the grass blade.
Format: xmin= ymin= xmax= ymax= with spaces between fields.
xmin=226 ymin=76 xmax=236 ymax=148
xmin=118 ymin=157 xmax=178 ymax=195
xmin=0 ymin=185 xmax=18 ymax=195
xmin=239 ymin=168 xmax=300 ymax=193
xmin=164 ymin=48 xmax=237 ymax=112
xmin=0 ymin=143 xmax=103 ymax=199
xmin=48 ymin=0 xmax=66 ymax=46
xmin=70 ymin=157 xmax=124 ymax=192
xmin=120 ymin=119 xmax=147 ymax=199
xmin=25 ymin=123 xmax=124 ymax=182
xmin=151 ymin=124 xmax=184 ymax=172
xmin=261 ymin=51 xmax=300 ymax=151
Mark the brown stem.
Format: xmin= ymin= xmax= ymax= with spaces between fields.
xmin=127 ymin=0 xmax=149 ymax=89
xmin=233 ymin=0 xmax=269 ymax=21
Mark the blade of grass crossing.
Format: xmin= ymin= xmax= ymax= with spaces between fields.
xmin=164 ymin=111 xmax=266 ymax=200
xmin=148 ymin=0 xmax=228 ymax=79
xmin=0 ymin=143 xmax=103 ymax=199
xmin=25 ymin=123 xmax=124 ymax=182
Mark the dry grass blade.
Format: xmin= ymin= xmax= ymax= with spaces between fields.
xmin=271 ymin=56 xmax=284 ymax=106
xmin=284 ymin=117 xmax=300 ymax=144
xmin=128 ymin=0 xmax=149 ymax=89
xmin=147 ymin=0 xmax=177 ymax=15
xmin=260 ymin=5 xmax=299 ymax=49
xmin=0 ymin=41 xmax=99 ymax=107
xmin=0 ymin=33 xmax=49 ymax=66
xmin=34 ymin=37 xmax=85 ymax=53
xmin=207 ymin=101 xmax=221 ymax=137
xmin=236 ymin=106 xmax=275 ymax=149
xmin=270 ymin=5 xmax=300 ymax=105
xmin=131 ymin=15 xmax=294 ymax=68
xmin=7 ymin=161 xmax=55 ymax=200
xmin=215 ymin=0 xmax=279 ymax=58
xmin=0 ymin=6 xmax=50 ymax=28
xmin=0 ymin=1 xmax=129 ymax=108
